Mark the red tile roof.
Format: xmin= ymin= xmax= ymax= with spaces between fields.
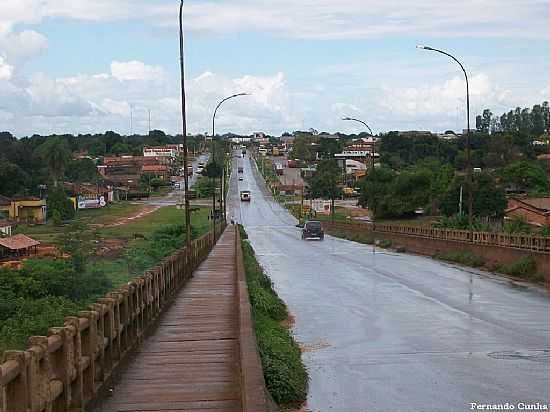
xmin=0 ymin=234 xmax=40 ymax=250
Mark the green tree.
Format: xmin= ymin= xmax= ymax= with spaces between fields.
xmin=35 ymin=137 xmax=72 ymax=186
xmin=0 ymin=159 xmax=31 ymax=196
xmin=500 ymin=160 xmax=550 ymax=195
xmin=308 ymin=160 xmax=341 ymax=220
xmin=440 ymin=173 xmax=506 ymax=218
xmin=66 ymin=158 xmax=101 ymax=183
xmin=358 ymin=167 xmax=395 ymax=217
xmin=47 ymin=186 xmax=75 ymax=223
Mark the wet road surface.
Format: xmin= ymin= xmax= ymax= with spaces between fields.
xmin=228 ymin=154 xmax=550 ymax=412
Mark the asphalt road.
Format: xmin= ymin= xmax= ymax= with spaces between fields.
xmin=141 ymin=153 xmax=209 ymax=206
xmin=228 ymin=153 xmax=550 ymax=412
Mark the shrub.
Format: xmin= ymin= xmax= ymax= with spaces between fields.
xmin=435 ymin=250 xmax=485 ymax=268
xmin=496 ymin=256 xmax=539 ymax=280
xmin=0 ymin=297 xmax=80 ymax=352
xmin=239 ymin=226 xmax=308 ymax=407
xmin=503 ymin=216 xmax=532 ymax=234
xmin=378 ymin=239 xmax=393 ymax=249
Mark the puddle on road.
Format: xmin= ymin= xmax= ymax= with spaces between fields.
xmin=300 ymin=338 xmax=332 ymax=353
xmin=488 ymin=349 xmax=550 ymax=363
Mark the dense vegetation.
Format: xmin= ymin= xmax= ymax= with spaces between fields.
xmin=0 ymin=218 xmax=198 ymax=352
xmin=0 ymin=130 xmax=205 ymax=198
xmin=287 ymin=103 xmax=550 ymax=226
xmin=239 ymin=226 xmax=308 ymax=407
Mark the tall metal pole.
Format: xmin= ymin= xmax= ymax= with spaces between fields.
xmin=343 ymin=116 xmax=376 ymax=253
xmin=179 ymin=1 xmax=191 ymax=245
xmin=417 ymin=45 xmax=473 ymax=228
xmin=212 ymin=93 xmax=249 ymax=225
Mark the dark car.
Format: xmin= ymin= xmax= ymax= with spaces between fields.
xmin=301 ymin=220 xmax=324 ymax=240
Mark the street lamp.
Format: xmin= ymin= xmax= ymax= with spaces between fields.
xmin=343 ymin=117 xmax=377 ymax=253
xmin=211 ymin=93 xmax=249 ymax=231
xmin=179 ymin=0 xmax=192 ymax=246
xmin=342 ymin=117 xmax=375 ymax=171
xmin=417 ymin=45 xmax=473 ymax=228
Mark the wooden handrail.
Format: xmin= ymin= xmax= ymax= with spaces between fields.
xmin=0 ymin=225 xmax=226 ymax=412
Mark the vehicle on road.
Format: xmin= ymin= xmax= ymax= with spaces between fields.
xmin=238 ymin=167 xmax=244 ymax=173
xmin=240 ymin=190 xmax=251 ymax=201
xmin=300 ymin=220 xmax=324 ymax=240
xmin=238 ymin=176 xmax=244 ymax=181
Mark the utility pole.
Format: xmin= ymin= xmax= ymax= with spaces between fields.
xmin=179 ymin=0 xmax=191 ymax=245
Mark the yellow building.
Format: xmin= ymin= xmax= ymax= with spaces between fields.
xmin=0 ymin=196 xmax=47 ymax=224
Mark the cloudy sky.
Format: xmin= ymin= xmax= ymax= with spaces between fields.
xmin=1 ymin=0 xmax=550 ymax=137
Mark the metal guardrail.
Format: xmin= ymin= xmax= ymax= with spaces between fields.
xmin=0 ymin=225 xmax=226 ymax=412
xmin=324 ymin=221 xmax=550 ymax=253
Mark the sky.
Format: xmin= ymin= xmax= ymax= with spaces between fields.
xmin=1 ymin=0 xmax=550 ymax=137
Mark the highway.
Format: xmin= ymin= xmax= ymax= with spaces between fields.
xmin=228 ymin=153 xmax=550 ymax=411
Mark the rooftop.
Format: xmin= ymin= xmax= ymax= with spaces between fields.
xmin=0 ymin=234 xmax=40 ymax=251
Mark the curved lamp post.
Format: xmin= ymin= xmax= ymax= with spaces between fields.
xmin=179 ymin=0 xmax=191 ymax=245
xmin=211 ymin=93 xmax=249 ymax=231
xmin=343 ymin=117 xmax=377 ymax=253
xmin=417 ymin=45 xmax=473 ymax=228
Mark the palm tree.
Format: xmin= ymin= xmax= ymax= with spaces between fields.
xmin=36 ymin=137 xmax=71 ymax=187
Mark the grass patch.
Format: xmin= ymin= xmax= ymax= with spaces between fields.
xmin=98 ymin=206 xmax=210 ymax=240
xmin=327 ymin=228 xmax=374 ymax=245
xmin=434 ymin=250 xmax=486 ymax=268
xmin=495 ymin=257 xmax=542 ymax=281
xmin=240 ymin=226 xmax=308 ymax=408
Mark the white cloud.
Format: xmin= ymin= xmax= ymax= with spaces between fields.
xmin=0 ymin=56 xmax=14 ymax=81
xmin=110 ymin=61 xmax=166 ymax=82
xmin=151 ymin=0 xmax=550 ymax=40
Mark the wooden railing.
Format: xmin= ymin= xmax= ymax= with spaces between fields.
xmin=323 ymin=221 xmax=550 ymax=253
xmin=0 ymin=224 xmax=226 ymax=412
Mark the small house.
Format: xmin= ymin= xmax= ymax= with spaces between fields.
xmin=0 ymin=234 xmax=40 ymax=259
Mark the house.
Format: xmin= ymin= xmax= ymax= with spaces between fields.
xmin=505 ymin=197 xmax=550 ymax=226
xmin=0 ymin=195 xmax=47 ymax=224
xmin=0 ymin=234 xmax=40 ymax=259
xmin=64 ymin=182 xmax=114 ymax=209
xmin=345 ymin=159 xmax=367 ymax=175
xmin=141 ymin=164 xmax=170 ymax=180
xmin=0 ymin=220 xmax=15 ymax=237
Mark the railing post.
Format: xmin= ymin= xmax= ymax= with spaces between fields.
xmin=79 ymin=311 xmax=98 ymax=404
xmin=27 ymin=337 xmax=51 ymax=412
xmin=1 ymin=351 xmax=29 ymax=412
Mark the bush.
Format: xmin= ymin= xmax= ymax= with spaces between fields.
xmin=435 ymin=250 xmax=486 ymax=268
xmin=503 ymin=216 xmax=532 ymax=234
xmin=47 ymin=185 xmax=75 ymax=223
xmin=496 ymin=256 xmax=540 ymax=280
xmin=378 ymin=239 xmax=393 ymax=248
xmin=239 ymin=226 xmax=308 ymax=407
xmin=0 ymin=297 xmax=80 ymax=352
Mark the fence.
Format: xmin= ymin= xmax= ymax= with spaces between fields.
xmin=0 ymin=224 xmax=226 ymax=412
xmin=323 ymin=221 xmax=550 ymax=253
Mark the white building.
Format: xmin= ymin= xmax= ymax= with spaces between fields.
xmin=345 ymin=159 xmax=367 ymax=175
xmin=143 ymin=145 xmax=182 ymax=158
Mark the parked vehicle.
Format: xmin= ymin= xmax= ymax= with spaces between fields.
xmin=240 ymin=190 xmax=251 ymax=201
xmin=299 ymin=220 xmax=324 ymax=240
xmin=275 ymin=163 xmax=284 ymax=176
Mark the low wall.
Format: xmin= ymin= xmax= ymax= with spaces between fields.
xmin=323 ymin=221 xmax=550 ymax=281
xmin=0 ymin=225 xmax=226 ymax=412
xmin=234 ymin=226 xmax=269 ymax=412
